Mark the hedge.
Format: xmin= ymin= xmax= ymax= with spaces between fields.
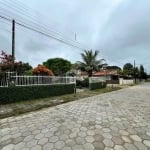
xmin=89 ymin=82 xmax=106 ymax=90
xmin=0 ymin=84 xmax=75 ymax=104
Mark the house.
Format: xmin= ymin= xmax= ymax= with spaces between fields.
xmin=92 ymin=70 xmax=119 ymax=84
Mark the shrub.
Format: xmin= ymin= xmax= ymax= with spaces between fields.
xmin=89 ymin=82 xmax=106 ymax=90
xmin=76 ymin=78 xmax=89 ymax=88
xmin=0 ymin=84 xmax=75 ymax=104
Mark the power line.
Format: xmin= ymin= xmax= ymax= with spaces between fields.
xmin=0 ymin=15 xmax=85 ymax=50
xmin=0 ymin=6 xmax=86 ymax=49
xmin=0 ymin=0 xmax=79 ymax=44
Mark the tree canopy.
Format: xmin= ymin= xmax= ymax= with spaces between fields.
xmin=43 ymin=58 xmax=72 ymax=76
xmin=77 ymin=50 xmax=105 ymax=77
xmin=32 ymin=64 xmax=54 ymax=76
xmin=0 ymin=50 xmax=32 ymax=74
xmin=123 ymin=63 xmax=134 ymax=76
xmin=106 ymin=66 xmax=121 ymax=71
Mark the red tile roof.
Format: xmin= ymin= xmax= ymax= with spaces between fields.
xmin=92 ymin=70 xmax=118 ymax=76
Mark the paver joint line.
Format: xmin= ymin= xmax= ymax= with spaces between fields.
xmin=0 ymin=83 xmax=150 ymax=150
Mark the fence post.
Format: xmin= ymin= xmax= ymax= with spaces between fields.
xmin=74 ymin=77 xmax=76 ymax=97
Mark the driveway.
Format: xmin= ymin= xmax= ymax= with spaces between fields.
xmin=0 ymin=83 xmax=150 ymax=150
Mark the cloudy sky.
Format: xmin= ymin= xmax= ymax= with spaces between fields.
xmin=0 ymin=0 xmax=150 ymax=72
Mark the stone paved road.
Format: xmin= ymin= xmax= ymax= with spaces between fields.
xmin=0 ymin=83 xmax=150 ymax=150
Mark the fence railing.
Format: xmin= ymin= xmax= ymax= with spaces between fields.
xmin=0 ymin=79 xmax=8 ymax=87
xmin=0 ymin=75 xmax=76 ymax=87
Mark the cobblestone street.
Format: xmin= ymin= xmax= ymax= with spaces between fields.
xmin=0 ymin=83 xmax=150 ymax=150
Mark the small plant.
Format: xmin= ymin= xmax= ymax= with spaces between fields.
xmin=76 ymin=78 xmax=89 ymax=88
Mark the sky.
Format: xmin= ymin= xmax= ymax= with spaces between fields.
xmin=0 ymin=0 xmax=150 ymax=73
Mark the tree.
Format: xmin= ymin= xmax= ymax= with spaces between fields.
xmin=123 ymin=63 xmax=134 ymax=76
xmin=106 ymin=66 xmax=121 ymax=72
xmin=32 ymin=64 xmax=54 ymax=76
xmin=139 ymin=65 xmax=147 ymax=80
xmin=77 ymin=50 xmax=105 ymax=77
xmin=43 ymin=58 xmax=72 ymax=76
xmin=0 ymin=50 xmax=32 ymax=74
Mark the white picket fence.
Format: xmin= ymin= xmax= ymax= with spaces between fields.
xmin=0 ymin=75 xmax=76 ymax=87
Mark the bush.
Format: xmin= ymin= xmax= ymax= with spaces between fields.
xmin=76 ymin=78 xmax=89 ymax=88
xmin=0 ymin=84 xmax=75 ymax=104
xmin=89 ymin=82 xmax=106 ymax=90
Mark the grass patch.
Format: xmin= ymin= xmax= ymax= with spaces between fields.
xmin=0 ymin=87 xmax=121 ymax=119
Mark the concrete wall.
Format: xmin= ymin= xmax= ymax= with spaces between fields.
xmin=119 ymin=78 xmax=134 ymax=85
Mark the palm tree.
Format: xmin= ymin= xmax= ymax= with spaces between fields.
xmin=77 ymin=50 xmax=106 ymax=77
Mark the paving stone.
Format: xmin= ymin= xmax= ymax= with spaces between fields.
xmin=78 ymin=131 xmax=87 ymax=137
xmin=54 ymin=141 xmax=65 ymax=149
xmin=114 ymin=145 xmax=126 ymax=150
xmin=38 ymin=137 xmax=48 ymax=145
xmin=75 ymin=137 xmax=86 ymax=145
xmin=62 ymin=147 xmax=72 ymax=150
xmin=83 ymin=143 xmax=94 ymax=150
xmin=130 ymin=135 xmax=142 ymax=142
xmin=24 ymin=135 xmax=34 ymax=142
xmin=1 ymin=135 xmax=11 ymax=142
xmin=122 ymin=136 xmax=132 ymax=143
xmin=43 ymin=143 xmax=54 ymax=150
xmin=30 ymin=145 xmax=42 ymax=150
xmin=14 ymin=142 xmax=25 ymax=150
xmin=94 ymin=134 xmax=104 ymax=141
xmin=103 ymin=128 xmax=111 ymax=132
xmin=69 ymin=132 xmax=77 ymax=138
xmin=34 ymin=133 xmax=44 ymax=140
xmin=87 ymin=130 xmax=95 ymax=136
xmin=134 ymin=141 xmax=148 ymax=150
xmin=85 ymin=136 xmax=95 ymax=143
xmin=102 ymin=133 xmax=112 ymax=139
xmin=65 ymin=139 xmax=76 ymax=146
xmin=80 ymin=127 xmax=88 ymax=131
xmin=119 ymin=130 xmax=129 ymax=135
xmin=112 ymin=136 xmax=124 ymax=145
xmin=12 ymin=136 xmax=24 ymax=144
xmin=146 ymin=132 xmax=150 ymax=136
xmin=93 ymin=141 xmax=105 ymax=149
xmin=103 ymin=139 xmax=114 ymax=148
xmin=72 ymin=145 xmax=83 ymax=150
xmin=49 ymin=136 xmax=59 ymax=143
xmin=124 ymin=143 xmax=138 ymax=150
xmin=1 ymin=144 xmax=14 ymax=150
xmin=44 ymin=131 xmax=54 ymax=138
xmin=143 ymin=140 xmax=150 ymax=147
xmin=26 ymin=139 xmax=37 ymax=148
xmin=104 ymin=147 xmax=113 ymax=150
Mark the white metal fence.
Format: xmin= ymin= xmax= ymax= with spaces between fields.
xmin=0 ymin=79 xmax=8 ymax=87
xmin=0 ymin=75 xmax=76 ymax=87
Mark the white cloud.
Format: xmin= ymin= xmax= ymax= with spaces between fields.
xmin=0 ymin=0 xmax=150 ymax=72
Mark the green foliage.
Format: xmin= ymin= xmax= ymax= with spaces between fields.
xmin=43 ymin=58 xmax=72 ymax=76
xmin=106 ymin=66 xmax=121 ymax=71
xmin=76 ymin=78 xmax=89 ymax=88
xmin=123 ymin=63 xmax=134 ymax=76
xmin=89 ymin=82 xmax=106 ymax=90
xmin=0 ymin=84 xmax=75 ymax=104
xmin=139 ymin=65 xmax=147 ymax=79
xmin=0 ymin=51 xmax=32 ymax=74
xmin=77 ymin=50 xmax=105 ymax=77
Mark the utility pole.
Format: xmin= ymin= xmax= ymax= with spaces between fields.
xmin=134 ymin=60 xmax=136 ymax=84
xmin=12 ymin=19 xmax=15 ymax=64
xmin=75 ymin=33 xmax=76 ymax=41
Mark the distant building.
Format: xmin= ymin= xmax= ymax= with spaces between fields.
xmin=92 ymin=70 xmax=119 ymax=84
